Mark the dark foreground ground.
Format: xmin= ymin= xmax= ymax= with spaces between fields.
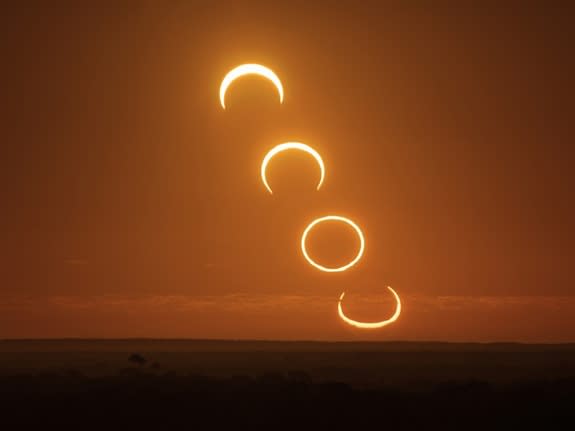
xmin=1 ymin=340 xmax=574 ymax=427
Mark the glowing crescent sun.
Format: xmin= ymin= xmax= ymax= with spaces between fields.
xmin=219 ymin=64 xmax=284 ymax=109
xmin=301 ymin=215 xmax=365 ymax=272
xmin=338 ymin=286 xmax=402 ymax=329
xmin=260 ymin=142 xmax=325 ymax=195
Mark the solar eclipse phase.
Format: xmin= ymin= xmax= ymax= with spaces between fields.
xmin=338 ymin=287 xmax=402 ymax=329
xmin=300 ymin=215 xmax=364 ymax=273
xmin=219 ymin=64 xmax=283 ymax=110
xmin=260 ymin=142 xmax=325 ymax=195
xmin=219 ymin=63 xmax=400 ymax=330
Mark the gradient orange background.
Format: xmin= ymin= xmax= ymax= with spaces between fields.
xmin=1 ymin=2 xmax=574 ymax=341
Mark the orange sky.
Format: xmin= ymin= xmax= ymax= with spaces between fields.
xmin=1 ymin=2 xmax=574 ymax=340
xmin=1 ymin=293 xmax=574 ymax=342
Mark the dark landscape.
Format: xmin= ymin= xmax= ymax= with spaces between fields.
xmin=1 ymin=340 xmax=574 ymax=426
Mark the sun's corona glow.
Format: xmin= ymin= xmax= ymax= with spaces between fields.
xmin=300 ymin=215 xmax=365 ymax=272
xmin=219 ymin=63 xmax=284 ymax=109
xmin=260 ymin=142 xmax=325 ymax=195
xmin=338 ymin=286 xmax=402 ymax=329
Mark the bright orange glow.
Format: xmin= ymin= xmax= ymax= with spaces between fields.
xmin=219 ymin=64 xmax=284 ymax=109
xmin=300 ymin=215 xmax=365 ymax=272
xmin=338 ymin=286 xmax=402 ymax=329
xmin=260 ymin=142 xmax=325 ymax=195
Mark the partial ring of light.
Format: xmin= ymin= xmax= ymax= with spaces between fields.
xmin=338 ymin=286 xmax=402 ymax=329
xmin=260 ymin=142 xmax=325 ymax=195
xmin=300 ymin=215 xmax=365 ymax=273
xmin=219 ymin=63 xmax=284 ymax=109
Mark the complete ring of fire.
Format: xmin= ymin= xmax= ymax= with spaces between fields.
xmin=300 ymin=215 xmax=365 ymax=273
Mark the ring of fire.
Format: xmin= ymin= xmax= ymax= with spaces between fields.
xmin=338 ymin=286 xmax=401 ymax=329
xmin=300 ymin=215 xmax=365 ymax=273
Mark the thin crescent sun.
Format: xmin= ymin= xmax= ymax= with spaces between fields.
xmin=260 ymin=142 xmax=325 ymax=195
xmin=219 ymin=63 xmax=284 ymax=109
xmin=301 ymin=215 xmax=365 ymax=272
xmin=338 ymin=286 xmax=402 ymax=329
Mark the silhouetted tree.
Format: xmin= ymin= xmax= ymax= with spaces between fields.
xmin=128 ymin=353 xmax=147 ymax=367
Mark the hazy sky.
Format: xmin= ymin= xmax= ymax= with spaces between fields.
xmin=1 ymin=2 xmax=574 ymax=340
